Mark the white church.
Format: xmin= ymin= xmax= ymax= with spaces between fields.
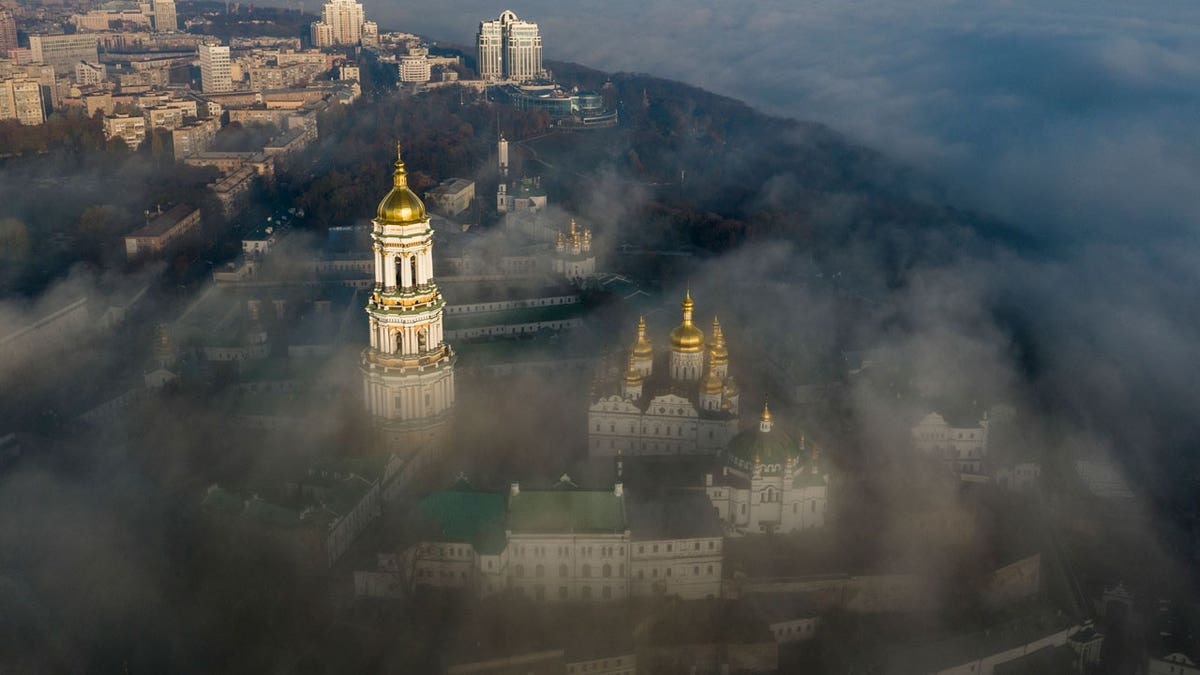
xmin=704 ymin=403 xmax=828 ymax=535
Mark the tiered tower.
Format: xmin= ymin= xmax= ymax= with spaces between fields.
xmin=361 ymin=144 xmax=456 ymax=455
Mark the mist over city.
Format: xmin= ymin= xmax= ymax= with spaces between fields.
xmin=1 ymin=0 xmax=1197 ymax=673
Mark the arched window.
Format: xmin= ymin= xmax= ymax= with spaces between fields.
xmin=515 ymin=564 xmax=524 ymax=578
xmin=559 ymin=564 xmax=568 ymax=578
xmin=393 ymin=256 xmax=402 ymax=287
xmin=602 ymin=564 xmax=612 ymax=578
xmin=581 ymin=564 xmax=591 ymax=578
xmin=535 ymin=564 xmax=544 ymax=578
xmin=410 ymin=256 xmax=419 ymax=288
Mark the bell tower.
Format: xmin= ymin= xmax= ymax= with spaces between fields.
xmin=361 ymin=143 xmax=456 ymax=458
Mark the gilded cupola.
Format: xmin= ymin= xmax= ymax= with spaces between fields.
xmin=376 ymin=143 xmax=427 ymax=225
xmin=631 ymin=315 xmax=654 ymax=361
xmin=702 ymin=365 xmax=724 ymax=395
xmin=709 ymin=317 xmax=728 ymax=366
xmin=669 ymin=290 xmax=705 ymax=353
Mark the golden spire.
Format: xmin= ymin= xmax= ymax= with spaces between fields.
xmin=702 ymin=365 xmax=723 ymax=395
xmin=393 ymin=142 xmax=408 ymax=187
xmin=631 ymin=315 xmax=654 ymax=360
xmin=761 ymin=401 xmax=772 ymax=423
xmin=709 ymin=316 xmax=728 ymax=366
xmin=670 ymin=290 xmax=704 ymax=353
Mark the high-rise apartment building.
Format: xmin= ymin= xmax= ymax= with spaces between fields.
xmin=476 ymin=17 xmax=502 ymax=80
xmin=310 ymin=21 xmax=333 ymax=48
xmin=152 ymin=0 xmax=177 ymax=32
xmin=28 ymin=34 xmax=100 ymax=75
xmin=0 ymin=8 xmax=17 ymax=56
xmin=476 ymin=10 xmax=544 ymax=83
xmin=198 ymin=43 xmax=232 ymax=93
xmin=0 ymin=76 xmax=46 ymax=125
xmin=311 ymin=0 xmax=364 ymax=47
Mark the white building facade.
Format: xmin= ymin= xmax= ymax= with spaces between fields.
xmin=911 ymin=411 xmax=989 ymax=474
xmin=356 ymin=480 xmax=724 ymax=602
xmin=198 ymin=43 xmax=232 ymax=93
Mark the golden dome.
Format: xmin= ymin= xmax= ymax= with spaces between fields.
xmin=669 ymin=290 xmax=705 ymax=353
xmin=702 ymin=367 xmax=723 ymax=395
xmin=376 ymin=142 xmax=426 ymax=225
xmin=624 ymin=360 xmax=644 ymax=386
xmin=709 ymin=316 xmax=728 ymax=365
xmin=631 ymin=316 xmax=654 ymax=361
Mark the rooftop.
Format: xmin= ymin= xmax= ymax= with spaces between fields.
xmin=508 ymin=489 xmax=626 ymax=534
xmin=627 ymin=490 xmax=723 ymax=540
xmin=127 ymin=204 xmax=197 ymax=238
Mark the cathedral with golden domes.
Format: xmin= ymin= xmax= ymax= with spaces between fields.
xmin=361 ymin=144 xmax=456 ymax=458
xmin=588 ymin=292 xmax=741 ymax=457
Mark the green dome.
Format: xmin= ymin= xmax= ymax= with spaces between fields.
xmin=726 ymin=426 xmax=800 ymax=471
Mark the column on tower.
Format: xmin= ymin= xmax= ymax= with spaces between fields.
xmin=384 ymin=252 xmax=397 ymax=289
xmin=400 ymin=253 xmax=412 ymax=290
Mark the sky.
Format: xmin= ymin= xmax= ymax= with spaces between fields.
xmin=367 ymin=0 xmax=1200 ymax=243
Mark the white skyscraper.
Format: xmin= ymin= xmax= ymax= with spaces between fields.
xmin=315 ymin=0 xmax=365 ymax=47
xmin=198 ymin=43 xmax=232 ymax=93
xmin=476 ymin=10 xmax=544 ymax=83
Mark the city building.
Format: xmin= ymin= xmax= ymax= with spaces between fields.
xmin=309 ymin=21 xmax=333 ymax=49
xmin=152 ymin=0 xmax=177 ymax=32
xmin=72 ymin=5 xmax=151 ymax=31
xmin=198 ymin=43 xmax=232 ymax=93
xmin=476 ymin=10 xmax=545 ymax=82
xmin=171 ymin=116 xmax=220 ymax=159
xmin=144 ymin=104 xmax=187 ymax=129
xmin=0 ymin=76 xmax=46 ymax=125
xmin=0 ymin=8 xmax=18 ymax=55
xmin=911 ymin=411 xmax=990 ymax=475
xmin=398 ymin=51 xmax=431 ymax=83
xmin=588 ymin=293 xmax=740 ymax=458
xmin=74 ymin=60 xmax=106 ymax=85
xmin=553 ymin=219 xmax=595 ymax=281
xmin=29 ymin=34 xmax=100 ymax=75
xmin=123 ymin=205 xmax=201 ymax=260
xmin=361 ymin=20 xmax=378 ymax=47
xmin=361 ymin=144 xmax=458 ymax=455
xmin=703 ymin=404 xmax=828 ymax=535
xmin=424 ymin=177 xmax=474 ymax=217
xmin=311 ymin=0 xmax=365 ymax=47
xmin=103 ymin=113 xmax=147 ymax=149
xmin=338 ymin=64 xmax=359 ymax=81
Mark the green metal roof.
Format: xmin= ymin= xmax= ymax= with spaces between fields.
xmin=507 ymin=490 xmax=626 ymax=534
xmin=726 ymin=426 xmax=800 ymax=472
xmin=417 ymin=490 xmax=508 ymax=555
